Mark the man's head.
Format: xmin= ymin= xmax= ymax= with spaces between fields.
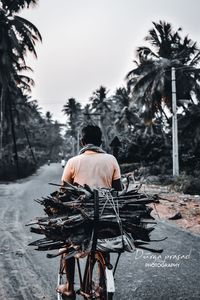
xmin=81 ymin=125 xmax=102 ymax=147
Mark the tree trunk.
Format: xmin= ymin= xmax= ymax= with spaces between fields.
xmin=23 ymin=125 xmax=37 ymax=165
xmin=0 ymin=87 xmax=5 ymax=159
xmin=8 ymin=96 xmax=20 ymax=178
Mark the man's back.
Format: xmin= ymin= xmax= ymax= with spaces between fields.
xmin=62 ymin=150 xmax=120 ymax=188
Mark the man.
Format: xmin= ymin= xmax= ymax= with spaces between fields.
xmin=56 ymin=125 xmax=122 ymax=297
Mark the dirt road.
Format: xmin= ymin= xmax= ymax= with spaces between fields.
xmin=0 ymin=164 xmax=200 ymax=300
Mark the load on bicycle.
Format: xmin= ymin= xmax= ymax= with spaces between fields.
xmin=27 ymin=125 xmax=162 ymax=300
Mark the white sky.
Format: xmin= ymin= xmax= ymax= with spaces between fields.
xmin=21 ymin=0 xmax=200 ymax=123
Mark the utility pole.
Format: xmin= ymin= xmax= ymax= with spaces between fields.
xmin=0 ymin=89 xmax=3 ymax=160
xmin=71 ymin=136 xmax=75 ymax=156
xmin=171 ymin=67 xmax=179 ymax=176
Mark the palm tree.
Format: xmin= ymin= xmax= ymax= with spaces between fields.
xmin=126 ymin=21 xmax=200 ymax=124
xmin=89 ymin=86 xmax=112 ymax=149
xmin=0 ymin=6 xmax=41 ymax=176
xmin=82 ymin=104 xmax=94 ymax=124
xmin=0 ymin=8 xmax=41 ymax=75
xmin=112 ymin=87 xmax=141 ymax=134
xmin=114 ymin=87 xmax=130 ymax=109
xmin=62 ymin=98 xmax=82 ymax=136
xmin=90 ymin=85 xmax=109 ymax=113
xmin=1 ymin=0 xmax=38 ymax=13
xmin=45 ymin=111 xmax=53 ymax=123
xmin=0 ymin=7 xmax=42 ymax=108
xmin=115 ymin=106 xmax=141 ymax=134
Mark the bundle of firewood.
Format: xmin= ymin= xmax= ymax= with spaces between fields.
xmin=27 ymin=182 xmax=161 ymax=254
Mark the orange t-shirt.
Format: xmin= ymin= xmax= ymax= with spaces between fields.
xmin=61 ymin=150 xmax=121 ymax=188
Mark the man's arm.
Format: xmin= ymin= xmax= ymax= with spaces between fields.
xmin=112 ymin=178 xmax=123 ymax=191
xmin=61 ymin=159 xmax=74 ymax=185
xmin=112 ymin=156 xmax=123 ymax=191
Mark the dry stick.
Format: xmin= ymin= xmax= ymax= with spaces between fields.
xmin=153 ymin=203 xmax=160 ymax=219
xmin=40 ymin=196 xmax=153 ymax=208
xmin=158 ymin=196 xmax=175 ymax=202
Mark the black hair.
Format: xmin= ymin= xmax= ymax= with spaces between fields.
xmin=81 ymin=125 xmax=102 ymax=146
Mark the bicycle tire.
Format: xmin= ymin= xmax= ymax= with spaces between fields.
xmin=82 ymin=252 xmax=114 ymax=300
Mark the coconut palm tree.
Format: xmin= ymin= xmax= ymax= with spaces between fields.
xmin=45 ymin=111 xmax=53 ymax=123
xmin=126 ymin=21 xmax=200 ymax=124
xmin=1 ymin=0 xmax=38 ymax=13
xmin=0 ymin=7 xmax=42 ymax=110
xmin=0 ymin=8 xmax=41 ymax=106
xmin=82 ymin=104 xmax=94 ymax=124
xmin=90 ymin=85 xmax=109 ymax=113
xmin=89 ymin=86 xmax=112 ymax=149
xmin=0 ymin=6 xmax=41 ymax=176
xmin=112 ymin=87 xmax=141 ymax=134
xmin=114 ymin=87 xmax=130 ymax=109
xmin=62 ymin=98 xmax=82 ymax=136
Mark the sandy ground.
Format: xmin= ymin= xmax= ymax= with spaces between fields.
xmin=141 ymin=184 xmax=200 ymax=235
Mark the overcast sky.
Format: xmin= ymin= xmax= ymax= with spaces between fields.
xmin=21 ymin=0 xmax=200 ymax=123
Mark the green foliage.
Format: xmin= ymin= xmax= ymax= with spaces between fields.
xmin=118 ymin=128 xmax=171 ymax=166
xmin=172 ymin=172 xmax=200 ymax=195
xmin=0 ymin=151 xmax=37 ymax=180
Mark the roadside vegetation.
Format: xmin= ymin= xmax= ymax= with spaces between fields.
xmin=0 ymin=0 xmax=63 ymax=180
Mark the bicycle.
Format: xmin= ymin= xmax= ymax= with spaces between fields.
xmin=29 ymin=176 xmax=159 ymax=299
xmin=53 ymin=189 xmax=125 ymax=300
xmin=43 ymin=180 xmax=150 ymax=299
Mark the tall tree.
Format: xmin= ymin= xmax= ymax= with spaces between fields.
xmin=114 ymin=87 xmax=130 ymax=109
xmin=89 ymin=86 xmax=111 ymax=149
xmin=82 ymin=104 xmax=94 ymax=124
xmin=126 ymin=21 xmax=200 ymax=124
xmin=45 ymin=111 xmax=53 ymax=123
xmin=62 ymin=98 xmax=82 ymax=137
xmin=113 ymin=87 xmax=141 ymax=134
xmin=0 ymin=4 xmax=41 ymax=176
xmin=1 ymin=0 xmax=38 ymax=13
